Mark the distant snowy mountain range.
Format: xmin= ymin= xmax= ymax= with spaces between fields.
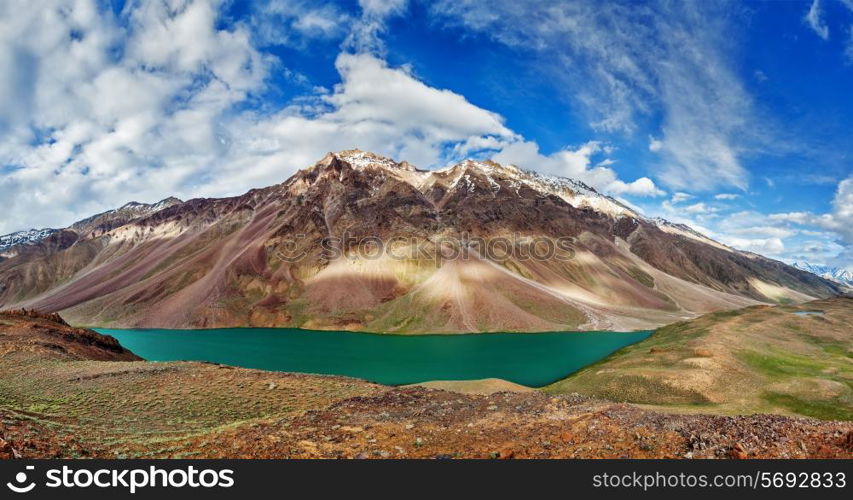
xmin=0 ymin=228 xmax=58 ymax=254
xmin=791 ymin=262 xmax=853 ymax=288
xmin=0 ymin=198 xmax=182 ymax=257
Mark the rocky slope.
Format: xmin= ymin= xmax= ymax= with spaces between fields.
xmin=0 ymin=150 xmax=842 ymax=332
xmin=0 ymin=311 xmax=849 ymax=459
xmin=0 ymin=309 xmax=140 ymax=362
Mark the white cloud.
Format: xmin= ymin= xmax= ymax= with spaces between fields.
xmin=683 ymin=202 xmax=718 ymax=214
xmin=359 ymin=0 xmax=408 ymax=17
xmin=430 ymin=0 xmax=759 ymax=191
xmin=769 ymin=175 xmax=853 ymax=246
xmin=805 ymin=0 xmax=830 ymax=40
xmin=714 ymin=193 xmax=740 ymax=200
xmin=492 ymin=140 xmax=665 ymax=197
xmin=0 ymin=0 xmax=665 ymax=235
xmin=724 ymin=236 xmax=785 ymax=255
xmin=250 ymin=0 xmax=351 ymax=47
xmin=648 ymin=136 xmax=663 ymax=152
xmin=345 ymin=0 xmax=409 ymax=53
xmin=670 ymin=192 xmax=691 ymax=204
xmin=204 ymin=52 xmax=518 ymax=193
xmin=726 ymin=226 xmax=795 ymax=239
xmin=0 ymin=0 xmax=271 ymax=233
xmin=709 ymin=177 xmax=853 ymax=268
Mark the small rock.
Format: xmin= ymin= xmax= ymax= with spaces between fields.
xmin=729 ymin=443 xmax=747 ymax=460
xmin=405 ymin=424 xmax=414 ymax=430
xmin=499 ymin=448 xmax=515 ymax=459
xmin=843 ymin=431 xmax=853 ymax=451
xmin=0 ymin=438 xmax=13 ymax=460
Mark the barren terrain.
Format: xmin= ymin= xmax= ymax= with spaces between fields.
xmin=0 ymin=307 xmax=850 ymax=459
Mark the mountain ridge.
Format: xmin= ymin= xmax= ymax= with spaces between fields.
xmin=0 ymin=150 xmax=842 ymax=332
xmin=792 ymin=262 xmax=853 ymax=288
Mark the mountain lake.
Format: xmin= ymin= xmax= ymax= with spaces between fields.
xmin=95 ymin=328 xmax=652 ymax=387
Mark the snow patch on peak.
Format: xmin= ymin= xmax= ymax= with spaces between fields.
xmin=434 ymin=157 xmax=638 ymax=218
xmin=0 ymin=228 xmax=57 ymax=253
xmin=334 ymin=150 xmax=403 ymax=171
xmin=650 ymin=217 xmax=732 ymax=252
xmin=518 ymin=170 xmax=638 ymax=219
xmin=114 ymin=198 xmax=182 ymax=216
xmin=792 ymin=262 xmax=853 ymax=287
xmin=148 ymin=197 xmax=183 ymax=213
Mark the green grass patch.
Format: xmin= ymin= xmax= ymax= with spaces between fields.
xmin=626 ymin=266 xmax=655 ymax=288
xmin=739 ymin=349 xmax=850 ymax=380
xmin=763 ymin=392 xmax=853 ymax=421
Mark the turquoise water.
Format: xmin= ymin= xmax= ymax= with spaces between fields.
xmin=95 ymin=328 xmax=652 ymax=387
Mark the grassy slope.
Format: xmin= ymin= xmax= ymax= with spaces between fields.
xmin=0 ymin=356 xmax=380 ymax=458
xmin=2 ymin=310 xmax=851 ymax=458
xmin=0 ymin=311 xmax=381 ymax=458
xmin=546 ymin=297 xmax=853 ymax=420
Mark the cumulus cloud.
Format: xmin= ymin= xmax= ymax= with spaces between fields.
xmin=805 ymin=0 xmax=830 ymax=40
xmin=492 ymin=141 xmax=665 ymax=197
xmin=430 ymin=0 xmax=758 ymax=191
xmin=0 ymin=0 xmax=669 ymax=234
xmin=769 ymin=175 xmax=853 ymax=246
xmin=0 ymin=0 xmax=270 ymax=233
xmin=206 ymin=52 xmax=517 ymax=193
xmin=706 ymin=177 xmax=853 ymax=268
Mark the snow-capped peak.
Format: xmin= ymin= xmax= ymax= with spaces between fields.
xmin=792 ymin=262 xmax=853 ymax=287
xmin=649 ymin=217 xmax=733 ymax=252
xmin=333 ymin=149 xmax=407 ymax=171
xmin=0 ymin=228 xmax=57 ymax=253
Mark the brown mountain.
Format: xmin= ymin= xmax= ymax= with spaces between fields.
xmin=0 ymin=150 xmax=841 ymax=332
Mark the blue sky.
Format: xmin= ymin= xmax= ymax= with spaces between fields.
xmin=0 ymin=0 xmax=851 ymax=270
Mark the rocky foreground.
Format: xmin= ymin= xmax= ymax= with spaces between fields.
xmin=0 ymin=310 xmax=850 ymax=459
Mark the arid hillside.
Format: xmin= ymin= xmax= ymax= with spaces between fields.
xmin=0 ymin=151 xmax=842 ymax=332
xmin=0 ymin=309 xmax=850 ymax=459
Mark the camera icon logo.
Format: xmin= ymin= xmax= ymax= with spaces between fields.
xmin=6 ymin=465 xmax=36 ymax=493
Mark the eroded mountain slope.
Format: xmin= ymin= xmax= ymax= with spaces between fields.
xmin=0 ymin=151 xmax=841 ymax=331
